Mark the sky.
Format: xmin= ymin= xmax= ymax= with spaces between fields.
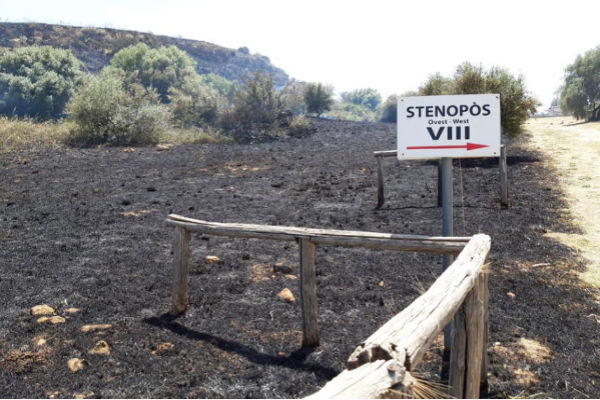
xmin=2 ymin=0 xmax=600 ymax=109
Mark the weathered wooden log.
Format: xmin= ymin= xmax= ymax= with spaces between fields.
xmin=305 ymin=359 xmax=415 ymax=399
xmin=299 ymin=238 xmax=319 ymax=347
xmin=166 ymin=215 xmax=470 ymax=255
xmin=171 ymin=226 xmax=191 ymax=314
xmin=346 ymin=234 xmax=490 ymax=371
xmin=373 ymin=150 xmax=398 ymax=157
xmin=310 ymin=236 xmax=465 ymax=255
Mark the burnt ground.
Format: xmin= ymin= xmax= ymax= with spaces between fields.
xmin=1 ymin=119 xmax=599 ymax=398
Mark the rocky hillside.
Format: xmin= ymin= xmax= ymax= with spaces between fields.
xmin=0 ymin=22 xmax=289 ymax=86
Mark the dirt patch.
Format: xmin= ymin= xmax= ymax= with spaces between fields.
xmin=1 ymin=119 xmax=599 ymax=397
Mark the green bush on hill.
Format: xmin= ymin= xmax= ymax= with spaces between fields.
xmin=340 ymin=88 xmax=381 ymax=111
xmin=379 ymin=95 xmax=398 ymax=123
xmin=416 ymin=62 xmax=536 ymax=136
xmin=168 ymin=75 xmax=220 ymax=128
xmin=0 ymin=46 xmax=83 ymax=119
xmin=66 ymin=70 xmax=168 ymax=145
xmin=303 ymin=82 xmax=333 ymax=117
xmin=109 ymin=43 xmax=197 ymax=103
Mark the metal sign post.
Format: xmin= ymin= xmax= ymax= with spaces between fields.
xmin=397 ymin=94 xmax=501 ymax=381
xmin=440 ymin=156 xmax=454 ymax=380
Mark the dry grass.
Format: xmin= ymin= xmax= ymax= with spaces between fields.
xmin=0 ymin=117 xmax=231 ymax=153
xmin=524 ymin=116 xmax=600 ymax=289
xmin=0 ymin=117 xmax=75 ymax=153
xmin=160 ymin=126 xmax=232 ymax=145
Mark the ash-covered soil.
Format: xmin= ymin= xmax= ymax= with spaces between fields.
xmin=1 ymin=120 xmax=599 ymax=398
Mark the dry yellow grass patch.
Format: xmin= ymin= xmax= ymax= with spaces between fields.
xmin=0 ymin=117 xmax=74 ymax=152
xmin=525 ymin=117 xmax=600 ymax=289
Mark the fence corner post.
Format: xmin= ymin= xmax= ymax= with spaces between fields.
xmin=172 ymin=226 xmax=191 ymax=314
xmin=299 ymin=237 xmax=319 ymax=347
xmin=376 ymin=155 xmax=385 ymax=209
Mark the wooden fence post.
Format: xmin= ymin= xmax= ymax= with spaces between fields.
xmin=464 ymin=272 xmax=486 ymax=398
xmin=376 ymin=156 xmax=385 ymax=209
xmin=449 ymin=269 xmax=488 ymax=398
xmin=449 ymin=300 xmax=467 ymax=398
xmin=299 ymin=238 xmax=319 ymax=347
xmin=500 ymin=144 xmax=509 ymax=208
xmin=172 ymin=226 xmax=191 ymax=314
xmin=480 ymin=269 xmax=489 ymax=396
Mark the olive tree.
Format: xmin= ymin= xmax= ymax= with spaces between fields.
xmin=304 ymin=82 xmax=333 ymax=117
xmin=109 ymin=43 xmax=197 ymax=103
xmin=0 ymin=46 xmax=83 ymax=119
xmin=560 ymin=46 xmax=600 ymax=120
xmin=416 ymin=62 xmax=536 ymax=136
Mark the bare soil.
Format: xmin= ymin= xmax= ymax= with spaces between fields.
xmin=1 ymin=119 xmax=599 ymax=398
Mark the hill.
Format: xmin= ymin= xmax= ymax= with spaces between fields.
xmin=0 ymin=22 xmax=289 ymax=86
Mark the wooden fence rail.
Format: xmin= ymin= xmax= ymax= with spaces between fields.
xmin=306 ymin=234 xmax=491 ymax=399
xmin=374 ymin=146 xmax=508 ymax=208
xmin=165 ymin=214 xmax=490 ymax=398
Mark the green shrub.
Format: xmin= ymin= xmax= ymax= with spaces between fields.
xmin=303 ymin=82 xmax=333 ymax=117
xmin=418 ymin=73 xmax=454 ymax=95
xmin=199 ymin=73 xmax=236 ymax=106
xmin=169 ymin=76 xmax=220 ymax=127
xmin=227 ymin=71 xmax=279 ymax=127
xmin=416 ymin=62 xmax=536 ymax=136
xmin=279 ymin=80 xmax=307 ymax=115
xmin=340 ymin=88 xmax=381 ymax=111
xmin=0 ymin=46 xmax=83 ymax=119
xmin=329 ymin=101 xmax=375 ymax=122
xmin=379 ymin=95 xmax=397 ymax=123
xmin=66 ymin=71 xmax=168 ymax=145
xmin=287 ymin=115 xmax=313 ymax=137
xmin=109 ymin=43 xmax=197 ymax=103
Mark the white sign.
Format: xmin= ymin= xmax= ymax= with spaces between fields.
xmin=397 ymin=94 xmax=501 ymax=160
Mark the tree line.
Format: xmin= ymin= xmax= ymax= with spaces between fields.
xmin=0 ymin=43 xmax=548 ymax=145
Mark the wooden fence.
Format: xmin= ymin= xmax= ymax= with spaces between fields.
xmin=165 ymin=214 xmax=490 ymax=398
xmin=374 ymin=145 xmax=509 ymax=209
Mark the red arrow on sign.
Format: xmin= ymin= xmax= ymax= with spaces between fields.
xmin=406 ymin=142 xmax=489 ymax=151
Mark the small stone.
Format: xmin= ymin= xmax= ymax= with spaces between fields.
xmin=67 ymin=358 xmax=85 ymax=372
xmin=507 ymin=291 xmax=516 ymax=300
xmin=205 ymin=255 xmax=220 ymax=264
xmin=34 ymin=337 xmax=47 ymax=346
xmin=89 ymin=340 xmax=110 ymax=355
xmin=73 ymin=391 xmax=94 ymax=399
xmin=37 ymin=316 xmax=65 ymax=324
xmin=64 ymin=307 xmax=81 ymax=314
xmin=30 ymin=304 xmax=55 ymax=316
xmin=278 ymin=288 xmax=295 ymax=303
xmin=80 ymin=324 xmax=112 ymax=333
xmin=378 ymin=280 xmax=386 ymax=288
xmin=151 ymin=342 xmax=174 ymax=355
xmin=283 ymin=274 xmax=298 ymax=280
xmin=156 ymin=144 xmax=172 ymax=151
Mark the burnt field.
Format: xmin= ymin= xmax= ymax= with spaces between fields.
xmin=1 ymin=119 xmax=599 ymax=398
